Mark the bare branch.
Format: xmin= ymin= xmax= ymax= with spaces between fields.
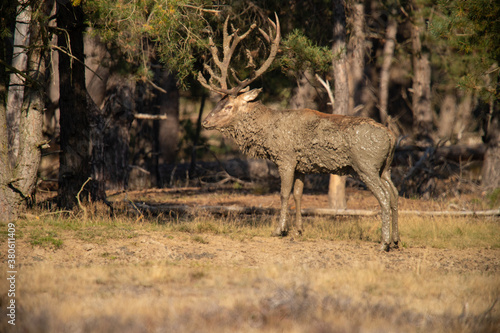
xmin=134 ymin=113 xmax=167 ymax=120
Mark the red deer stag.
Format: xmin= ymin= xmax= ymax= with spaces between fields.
xmin=198 ymin=14 xmax=399 ymax=251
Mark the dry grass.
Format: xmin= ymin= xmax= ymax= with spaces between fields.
xmin=1 ymin=198 xmax=499 ymax=332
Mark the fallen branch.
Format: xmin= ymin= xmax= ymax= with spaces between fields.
xmin=134 ymin=113 xmax=168 ymax=120
xmin=76 ymin=177 xmax=92 ymax=219
xmin=398 ymin=209 xmax=500 ymax=217
xmin=128 ymin=203 xmax=500 ymax=218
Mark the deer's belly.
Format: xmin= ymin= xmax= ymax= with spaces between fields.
xmin=295 ymin=152 xmax=352 ymax=175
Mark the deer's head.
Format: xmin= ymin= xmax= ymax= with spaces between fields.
xmin=198 ymin=14 xmax=280 ymax=129
xmin=202 ymin=88 xmax=262 ymax=129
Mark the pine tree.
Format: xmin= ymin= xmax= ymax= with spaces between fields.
xmin=431 ymin=0 xmax=500 ymax=190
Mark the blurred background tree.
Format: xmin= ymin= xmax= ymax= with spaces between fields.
xmin=2 ymin=0 xmax=499 ymax=219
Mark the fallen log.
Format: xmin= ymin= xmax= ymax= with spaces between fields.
xmin=130 ymin=202 xmax=500 ymax=218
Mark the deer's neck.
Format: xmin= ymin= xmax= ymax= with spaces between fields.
xmin=224 ymin=102 xmax=273 ymax=159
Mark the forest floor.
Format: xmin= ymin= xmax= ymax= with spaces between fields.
xmin=1 ymin=187 xmax=499 ymax=332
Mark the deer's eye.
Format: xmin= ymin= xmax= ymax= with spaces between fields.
xmin=224 ymin=105 xmax=233 ymax=111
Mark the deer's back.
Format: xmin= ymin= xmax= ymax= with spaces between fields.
xmin=260 ymin=108 xmax=395 ymax=175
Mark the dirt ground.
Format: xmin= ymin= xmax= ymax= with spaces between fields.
xmin=1 ymin=188 xmax=499 ymax=332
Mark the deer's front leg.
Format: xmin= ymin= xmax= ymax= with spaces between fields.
xmin=272 ymin=165 xmax=295 ymax=237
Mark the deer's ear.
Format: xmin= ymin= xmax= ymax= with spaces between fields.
xmin=240 ymin=88 xmax=262 ymax=102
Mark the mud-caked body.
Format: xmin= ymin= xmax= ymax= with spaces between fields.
xmin=203 ymin=89 xmax=399 ymax=251
xmin=199 ymin=15 xmax=398 ymax=250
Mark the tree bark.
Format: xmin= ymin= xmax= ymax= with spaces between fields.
xmin=0 ymin=0 xmax=49 ymax=222
xmin=102 ymin=78 xmax=135 ymax=191
xmin=154 ymin=68 xmax=180 ymax=187
xmin=437 ymin=93 xmax=456 ymax=140
xmin=329 ymin=0 xmax=349 ymax=210
xmin=289 ymin=70 xmax=318 ymax=110
xmin=481 ymin=78 xmax=500 ymax=190
xmin=454 ymin=93 xmax=473 ymax=141
xmin=379 ymin=16 xmax=397 ymax=125
xmin=411 ymin=14 xmax=433 ymax=141
xmin=0 ymin=93 xmax=16 ymax=222
xmin=332 ymin=0 xmax=349 ymax=117
xmin=6 ymin=0 xmax=31 ymax=162
xmin=57 ymin=0 xmax=105 ymax=208
xmin=347 ymin=1 xmax=366 ymax=115
xmin=155 ymin=69 xmax=179 ymax=163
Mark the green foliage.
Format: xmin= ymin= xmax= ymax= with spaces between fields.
xmin=84 ymin=0 xmax=216 ymax=86
xmin=280 ymin=29 xmax=333 ymax=76
xmin=430 ymin=0 xmax=500 ymax=99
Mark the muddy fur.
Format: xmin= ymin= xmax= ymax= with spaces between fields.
xmin=203 ymin=89 xmax=399 ymax=251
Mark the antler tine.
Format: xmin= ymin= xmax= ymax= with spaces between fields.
xmin=230 ymin=68 xmax=243 ymax=84
xmin=258 ymin=14 xmax=278 ymax=43
xmin=232 ymin=13 xmax=281 ymax=94
xmin=245 ymin=49 xmax=256 ymax=68
xmin=216 ymin=18 xmax=258 ymax=92
xmin=198 ymin=14 xmax=281 ymax=95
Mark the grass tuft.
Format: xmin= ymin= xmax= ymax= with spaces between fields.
xmin=29 ymin=230 xmax=63 ymax=249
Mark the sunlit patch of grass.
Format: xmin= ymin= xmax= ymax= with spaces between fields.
xmin=29 ymin=230 xmax=63 ymax=249
xmin=158 ymin=211 xmax=500 ymax=250
xmin=290 ymin=214 xmax=500 ymax=250
xmin=399 ymin=215 xmax=500 ymax=249
xmin=301 ymin=216 xmax=380 ymax=243
xmin=12 ymin=202 xmax=500 ymax=252
xmin=163 ymin=214 xmax=273 ymax=240
xmin=16 ymin=207 xmax=149 ymax=247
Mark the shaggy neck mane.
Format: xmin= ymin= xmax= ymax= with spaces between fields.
xmin=222 ymin=102 xmax=271 ymax=159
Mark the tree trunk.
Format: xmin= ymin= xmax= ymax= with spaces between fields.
xmin=330 ymin=0 xmax=349 ymax=210
xmin=57 ymin=0 xmax=105 ymax=208
xmin=437 ymin=93 xmax=457 ymax=140
xmin=84 ymin=32 xmax=111 ymax=108
xmin=454 ymin=93 xmax=473 ymax=141
xmin=481 ymin=80 xmax=500 ymax=190
xmin=411 ymin=15 xmax=433 ymax=141
xmin=332 ymin=0 xmax=349 ymax=117
xmin=379 ymin=16 xmax=397 ymax=125
xmin=482 ymin=142 xmax=500 ymax=190
xmin=0 ymin=94 xmax=17 ymax=222
xmin=155 ymin=68 xmax=180 ymax=187
xmin=347 ymin=1 xmax=366 ymax=115
xmin=129 ymin=80 xmax=156 ymax=189
xmin=289 ymin=70 xmax=317 ymax=110
xmin=6 ymin=0 xmax=31 ymax=162
xmin=102 ymin=78 xmax=135 ymax=191
xmin=1 ymin=0 xmax=49 ymax=222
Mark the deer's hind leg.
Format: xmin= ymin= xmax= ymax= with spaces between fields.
xmin=382 ymin=170 xmax=399 ymax=248
xmin=356 ymin=168 xmax=393 ymax=251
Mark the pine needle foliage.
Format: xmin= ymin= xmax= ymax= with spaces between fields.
xmin=430 ymin=0 xmax=500 ymax=99
xmin=280 ymin=29 xmax=333 ymax=76
xmin=84 ymin=0 xmax=220 ymax=86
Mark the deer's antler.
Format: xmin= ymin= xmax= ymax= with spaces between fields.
xmin=198 ymin=13 xmax=281 ymax=95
